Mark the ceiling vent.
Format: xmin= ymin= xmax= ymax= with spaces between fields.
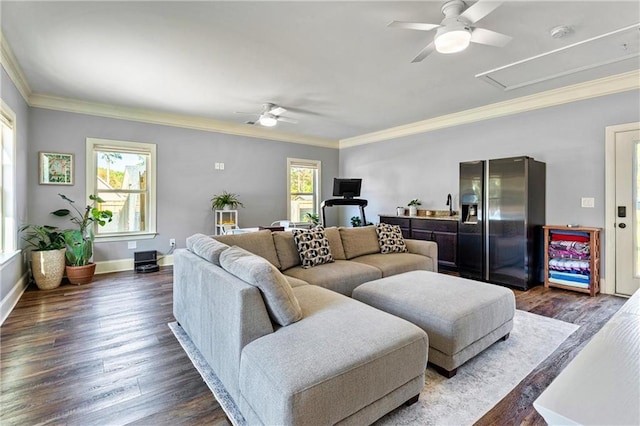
xmin=476 ymin=23 xmax=640 ymax=91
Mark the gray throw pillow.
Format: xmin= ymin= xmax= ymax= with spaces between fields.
xmin=220 ymin=246 xmax=303 ymax=326
xmin=292 ymin=226 xmax=335 ymax=269
xmin=186 ymin=233 xmax=229 ymax=265
xmin=376 ymin=223 xmax=408 ymax=254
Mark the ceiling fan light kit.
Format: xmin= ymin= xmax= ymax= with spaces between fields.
xmin=237 ymin=102 xmax=297 ymax=127
xmin=258 ymin=113 xmax=278 ymax=127
xmin=389 ymin=0 xmax=510 ymax=61
xmin=435 ymin=25 xmax=472 ymax=53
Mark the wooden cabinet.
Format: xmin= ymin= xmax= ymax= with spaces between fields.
xmin=379 ymin=217 xmax=411 ymax=238
xmin=215 ymin=210 xmax=238 ymax=235
xmin=543 ymin=225 xmax=601 ymax=296
xmin=380 ymin=216 xmax=458 ymax=270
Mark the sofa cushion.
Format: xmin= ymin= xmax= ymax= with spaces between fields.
xmin=284 ymin=260 xmax=382 ymax=296
xmin=186 ymin=233 xmax=229 ymax=266
xmin=273 ymin=231 xmax=302 ymax=270
xmin=214 ymin=229 xmax=281 ymax=269
xmin=284 ymin=275 xmax=309 ymax=288
xmin=376 ymin=223 xmax=408 ymax=254
xmin=324 ymin=226 xmax=346 ymax=260
xmin=292 ymin=226 xmax=334 ymax=268
xmin=239 ymin=284 xmax=428 ymax=426
xmin=339 ymin=226 xmax=380 ymax=259
xmin=352 ymin=252 xmax=435 ymax=277
xmin=220 ymin=246 xmax=302 ymax=326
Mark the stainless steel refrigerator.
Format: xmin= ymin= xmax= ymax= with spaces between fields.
xmin=458 ymin=156 xmax=546 ymax=290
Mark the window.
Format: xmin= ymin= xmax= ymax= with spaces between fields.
xmin=0 ymin=100 xmax=16 ymax=260
xmin=87 ymin=138 xmax=156 ymax=240
xmin=287 ymin=158 xmax=321 ymax=222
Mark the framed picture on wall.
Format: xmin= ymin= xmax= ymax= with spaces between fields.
xmin=39 ymin=152 xmax=74 ymax=185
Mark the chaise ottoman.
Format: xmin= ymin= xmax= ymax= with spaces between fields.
xmin=352 ymin=270 xmax=515 ymax=378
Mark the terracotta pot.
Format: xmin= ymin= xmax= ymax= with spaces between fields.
xmin=65 ymin=263 xmax=97 ymax=285
xmin=31 ymin=248 xmax=66 ymax=290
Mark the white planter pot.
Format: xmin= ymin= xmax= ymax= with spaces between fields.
xmin=397 ymin=207 xmax=405 ymax=216
xmin=409 ymin=206 xmax=418 ymax=216
xmin=31 ymin=248 xmax=66 ymax=290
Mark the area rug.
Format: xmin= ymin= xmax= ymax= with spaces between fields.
xmin=169 ymin=310 xmax=578 ymax=426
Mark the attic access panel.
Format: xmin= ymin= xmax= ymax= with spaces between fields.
xmin=476 ymin=23 xmax=640 ymax=91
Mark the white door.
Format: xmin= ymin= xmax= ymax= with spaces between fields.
xmin=615 ymin=126 xmax=640 ymax=296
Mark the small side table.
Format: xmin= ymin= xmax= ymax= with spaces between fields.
xmin=215 ymin=210 xmax=238 ymax=235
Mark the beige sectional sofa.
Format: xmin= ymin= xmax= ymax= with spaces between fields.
xmin=173 ymin=225 xmax=438 ymax=425
xmin=215 ymin=226 xmax=438 ymax=295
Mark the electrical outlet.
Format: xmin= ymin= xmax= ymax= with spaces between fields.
xmin=581 ymin=197 xmax=595 ymax=208
xmin=128 ymin=241 xmax=137 ymax=249
xmin=169 ymin=238 xmax=176 ymax=247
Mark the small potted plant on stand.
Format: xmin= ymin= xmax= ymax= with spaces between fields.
xmin=211 ymin=191 xmax=244 ymax=211
xmin=19 ymin=224 xmax=66 ymax=290
xmin=52 ymin=194 xmax=113 ymax=285
xmin=408 ymin=199 xmax=421 ymax=216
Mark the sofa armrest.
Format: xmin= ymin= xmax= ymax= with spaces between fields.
xmin=404 ymin=239 xmax=438 ymax=272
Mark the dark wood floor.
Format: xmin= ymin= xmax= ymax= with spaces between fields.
xmin=1 ymin=268 xmax=626 ymax=426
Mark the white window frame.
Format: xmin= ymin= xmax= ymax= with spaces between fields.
xmin=86 ymin=137 xmax=157 ymax=241
xmin=287 ymin=158 xmax=321 ymax=222
xmin=0 ymin=99 xmax=17 ymax=265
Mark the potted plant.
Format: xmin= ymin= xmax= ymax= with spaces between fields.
xmin=19 ymin=224 xmax=67 ymax=290
xmin=51 ymin=194 xmax=113 ymax=285
xmin=304 ymin=212 xmax=320 ymax=226
xmin=211 ymin=191 xmax=244 ymax=211
xmin=408 ymin=199 xmax=421 ymax=216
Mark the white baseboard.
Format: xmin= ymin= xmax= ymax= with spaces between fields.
xmin=0 ymin=273 xmax=29 ymax=326
xmin=94 ymin=255 xmax=173 ymax=275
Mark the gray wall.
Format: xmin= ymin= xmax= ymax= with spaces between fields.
xmin=339 ymin=89 xmax=640 ymax=271
xmin=0 ymin=67 xmax=29 ymax=305
xmin=27 ymin=108 xmax=339 ymax=263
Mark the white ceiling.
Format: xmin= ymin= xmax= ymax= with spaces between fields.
xmin=1 ymin=1 xmax=639 ymax=141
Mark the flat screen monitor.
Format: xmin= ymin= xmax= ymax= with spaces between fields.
xmin=332 ymin=178 xmax=362 ymax=199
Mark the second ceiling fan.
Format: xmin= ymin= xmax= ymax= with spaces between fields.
xmin=389 ymin=0 xmax=513 ymax=62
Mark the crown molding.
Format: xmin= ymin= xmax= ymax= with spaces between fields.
xmin=0 ymin=29 xmax=32 ymax=103
xmin=29 ymin=93 xmax=338 ymax=149
xmin=339 ymin=70 xmax=640 ymax=149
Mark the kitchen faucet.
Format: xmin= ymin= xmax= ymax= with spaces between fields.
xmin=446 ymin=194 xmax=454 ymax=216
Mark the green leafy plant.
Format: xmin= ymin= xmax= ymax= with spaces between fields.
xmin=304 ymin=212 xmax=320 ymax=226
xmin=407 ymin=199 xmax=422 ymax=207
xmin=210 ymin=191 xmax=244 ymax=210
xmin=18 ymin=224 xmax=66 ymax=251
xmin=350 ymin=216 xmax=373 ymax=227
xmin=51 ymin=194 xmax=113 ymax=266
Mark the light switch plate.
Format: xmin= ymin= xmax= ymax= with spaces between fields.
xmin=128 ymin=241 xmax=137 ymax=249
xmin=581 ymin=197 xmax=595 ymax=208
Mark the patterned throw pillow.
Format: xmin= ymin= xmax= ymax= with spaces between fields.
xmin=292 ymin=226 xmax=335 ymax=269
xmin=376 ymin=223 xmax=408 ymax=254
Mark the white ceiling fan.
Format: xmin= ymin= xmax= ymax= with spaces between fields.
xmin=236 ymin=103 xmax=298 ymax=127
xmin=389 ymin=0 xmax=512 ymax=62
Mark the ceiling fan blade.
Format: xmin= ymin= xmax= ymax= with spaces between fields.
xmin=460 ymin=0 xmax=503 ymax=24
xmin=245 ymin=120 xmax=257 ymax=125
xmin=277 ymin=116 xmax=298 ymax=124
xmin=269 ymin=106 xmax=287 ymax=115
xmin=388 ymin=21 xmax=440 ymax=31
xmin=411 ymin=41 xmax=436 ymax=63
xmin=470 ymin=27 xmax=512 ymax=47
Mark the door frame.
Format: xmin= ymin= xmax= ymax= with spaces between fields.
xmin=604 ymin=122 xmax=640 ymax=295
